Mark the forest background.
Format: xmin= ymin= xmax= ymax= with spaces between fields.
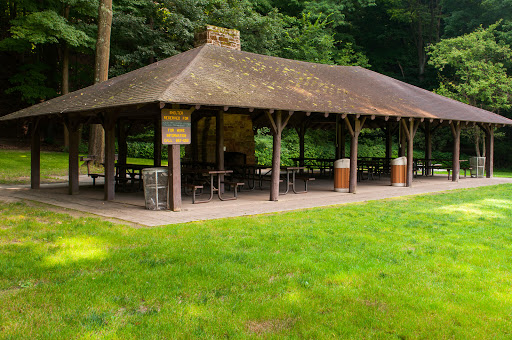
xmin=1 ymin=0 xmax=512 ymax=167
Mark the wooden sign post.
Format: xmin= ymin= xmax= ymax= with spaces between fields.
xmin=161 ymin=109 xmax=192 ymax=212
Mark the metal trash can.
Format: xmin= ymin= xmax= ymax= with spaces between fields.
xmin=142 ymin=167 xmax=168 ymax=210
xmin=391 ymin=157 xmax=407 ymax=187
xmin=470 ymin=157 xmax=485 ymax=178
xmin=334 ymin=158 xmax=350 ymax=192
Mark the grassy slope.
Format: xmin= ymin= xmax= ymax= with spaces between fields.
xmin=1 ymin=185 xmax=512 ymax=338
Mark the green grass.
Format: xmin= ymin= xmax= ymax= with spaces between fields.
xmin=0 ymin=150 xmax=168 ymax=184
xmin=1 ymin=185 xmax=512 ymax=338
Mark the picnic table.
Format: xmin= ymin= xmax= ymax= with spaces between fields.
xmin=182 ymin=169 xmax=243 ymax=204
xmin=115 ymin=163 xmax=146 ymax=192
xmin=280 ymin=166 xmax=315 ymax=194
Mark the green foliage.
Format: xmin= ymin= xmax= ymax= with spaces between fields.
xmin=5 ymin=63 xmax=57 ymax=104
xmin=428 ymin=22 xmax=512 ymax=112
xmin=3 ymin=10 xmax=94 ymax=49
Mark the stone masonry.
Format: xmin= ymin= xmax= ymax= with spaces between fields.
xmin=188 ymin=114 xmax=256 ymax=165
xmin=194 ymin=25 xmax=241 ymax=51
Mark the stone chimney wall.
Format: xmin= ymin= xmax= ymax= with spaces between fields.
xmin=194 ymin=25 xmax=241 ymax=51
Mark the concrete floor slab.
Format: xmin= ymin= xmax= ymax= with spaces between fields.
xmin=1 ymin=175 xmax=511 ymax=227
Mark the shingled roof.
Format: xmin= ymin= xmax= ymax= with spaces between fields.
xmin=2 ymin=44 xmax=511 ymax=125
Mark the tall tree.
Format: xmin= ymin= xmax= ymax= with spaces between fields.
xmin=428 ymin=22 xmax=512 ymax=155
xmin=386 ymin=0 xmax=443 ymax=81
xmin=88 ymin=0 xmax=113 ymax=163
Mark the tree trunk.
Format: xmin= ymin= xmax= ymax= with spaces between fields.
xmin=88 ymin=0 xmax=112 ymax=163
xmin=62 ymin=5 xmax=70 ymax=150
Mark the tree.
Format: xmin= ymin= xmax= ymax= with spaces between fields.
xmin=385 ymin=0 xmax=443 ymax=81
xmin=428 ymin=22 xmax=512 ymax=155
xmin=88 ymin=0 xmax=113 ymax=163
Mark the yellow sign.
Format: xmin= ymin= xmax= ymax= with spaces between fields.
xmin=161 ymin=109 xmax=192 ymax=145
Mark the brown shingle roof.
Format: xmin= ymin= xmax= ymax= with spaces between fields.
xmin=2 ymin=44 xmax=511 ymax=125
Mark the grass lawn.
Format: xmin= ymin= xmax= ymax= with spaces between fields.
xmin=0 ymin=150 xmax=167 ymax=184
xmin=1 ymin=185 xmax=512 ymax=338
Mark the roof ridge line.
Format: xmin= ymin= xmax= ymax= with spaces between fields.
xmin=156 ymin=45 xmax=208 ymax=103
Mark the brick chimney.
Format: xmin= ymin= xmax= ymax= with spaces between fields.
xmin=194 ymin=25 xmax=241 ymax=51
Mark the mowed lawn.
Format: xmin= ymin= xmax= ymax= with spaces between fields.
xmin=0 ymin=150 xmax=163 ymax=184
xmin=1 ymin=185 xmax=512 ymax=338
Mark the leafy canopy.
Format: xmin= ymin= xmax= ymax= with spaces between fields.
xmin=428 ymin=22 xmax=512 ymax=112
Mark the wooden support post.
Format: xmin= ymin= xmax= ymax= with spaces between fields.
xmin=216 ymin=110 xmax=225 ymax=193
xmin=401 ymin=119 xmax=420 ymax=187
xmin=31 ymin=119 xmax=41 ymax=190
xmin=168 ymin=144 xmax=181 ymax=211
xmin=267 ymin=110 xmax=293 ymax=201
xmin=345 ymin=115 xmax=366 ymax=193
xmin=450 ymin=121 xmax=461 ymax=182
xmin=103 ymin=116 xmax=116 ymax=201
xmin=66 ymin=118 xmax=81 ymax=195
xmin=154 ymin=118 xmax=162 ymax=167
xmin=424 ymin=120 xmax=432 ymax=176
xmin=485 ymin=125 xmax=494 ymax=178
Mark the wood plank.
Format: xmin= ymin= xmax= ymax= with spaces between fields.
xmin=451 ymin=121 xmax=461 ymax=182
xmin=216 ymin=110 xmax=225 ymax=193
xmin=104 ymin=119 xmax=116 ymax=201
xmin=68 ymin=121 xmax=80 ymax=195
xmin=168 ymin=144 xmax=182 ymax=211
xmin=270 ymin=110 xmax=282 ymax=201
xmin=486 ymin=125 xmax=494 ymax=178
xmin=424 ymin=120 xmax=432 ymax=176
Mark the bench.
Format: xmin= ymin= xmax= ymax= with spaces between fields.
xmin=224 ymin=181 xmax=245 ymax=198
xmin=295 ymin=176 xmax=315 ymax=192
xmin=185 ymin=183 xmax=204 ymax=204
xmin=80 ymin=156 xmax=104 ymax=187
xmin=447 ymin=167 xmax=472 ymax=180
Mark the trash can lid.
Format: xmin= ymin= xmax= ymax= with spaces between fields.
xmin=391 ymin=156 xmax=407 ymax=166
xmin=334 ymin=158 xmax=350 ymax=168
xmin=142 ymin=167 xmax=169 ymax=174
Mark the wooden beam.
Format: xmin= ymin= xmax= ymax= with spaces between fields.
xmin=31 ymin=119 xmax=41 ymax=190
xmin=344 ymin=116 xmax=355 ymax=137
xmin=103 ymin=117 xmax=116 ymax=201
xmin=402 ymin=119 xmax=420 ymax=187
xmin=66 ymin=118 xmax=80 ymax=195
xmin=450 ymin=121 xmax=461 ymax=182
xmin=485 ymin=125 xmax=494 ymax=178
xmin=270 ymin=110 xmax=282 ymax=201
xmin=168 ymin=144 xmax=181 ymax=211
xmin=424 ymin=120 xmax=432 ymax=176
xmin=216 ymin=110 xmax=225 ymax=193
xmin=345 ymin=116 xmax=365 ymax=194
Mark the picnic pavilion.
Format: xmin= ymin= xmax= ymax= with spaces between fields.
xmin=2 ymin=25 xmax=512 ymax=212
